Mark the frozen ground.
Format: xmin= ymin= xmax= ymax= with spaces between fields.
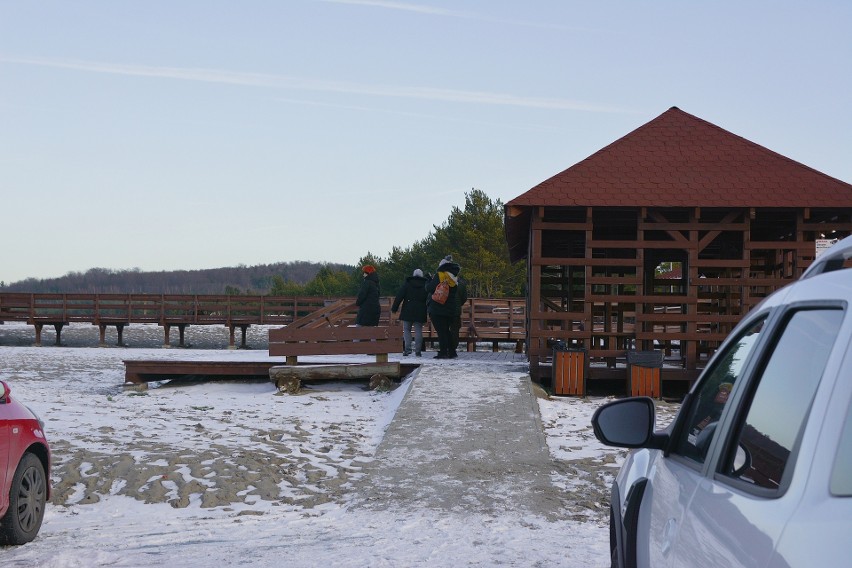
xmin=0 ymin=322 xmax=678 ymax=567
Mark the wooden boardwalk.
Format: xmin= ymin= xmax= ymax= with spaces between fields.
xmin=0 ymin=293 xmax=525 ymax=350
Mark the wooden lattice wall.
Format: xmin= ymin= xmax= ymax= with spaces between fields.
xmin=524 ymin=205 xmax=852 ymax=382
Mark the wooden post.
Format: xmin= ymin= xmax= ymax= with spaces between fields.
xmin=528 ymin=207 xmax=544 ymax=380
xmin=685 ymin=209 xmax=699 ymax=370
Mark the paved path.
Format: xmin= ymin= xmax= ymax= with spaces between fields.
xmin=353 ymin=352 xmax=565 ymax=520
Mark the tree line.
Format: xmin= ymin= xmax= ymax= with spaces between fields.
xmin=0 ymin=262 xmax=349 ymax=295
xmin=2 ymin=190 xmax=525 ymax=298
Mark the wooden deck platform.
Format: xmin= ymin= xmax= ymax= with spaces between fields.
xmin=122 ymin=359 xmax=419 ymax=386
xmin=123 ymin=360 xmax=279 ymax=385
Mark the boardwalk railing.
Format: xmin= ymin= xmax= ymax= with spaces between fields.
xmin=0 ymin=293 xmax=328 ymax=326
xmin=0 ymin=293 xmax=527 ymax=350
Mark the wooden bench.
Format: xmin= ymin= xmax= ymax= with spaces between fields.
xmin=268 ymin=325 xmax=402 ymax=365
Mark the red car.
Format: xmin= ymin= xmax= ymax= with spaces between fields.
xmin=0 ymin=380 xmax=50 ymax=545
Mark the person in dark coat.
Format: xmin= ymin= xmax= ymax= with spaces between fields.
xmin=391 ymin=268 xmax=429 ymax=356
xmin=355 ymin=265 xmax=381 ymax=326
xmin=425 ymin=255 xmax=461 ymax=359
xmin=450 ymin=274 xmax=468 ymax=354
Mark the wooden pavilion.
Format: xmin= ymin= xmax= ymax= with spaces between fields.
xmin=504 ymin=107 xmax=852 ymax=392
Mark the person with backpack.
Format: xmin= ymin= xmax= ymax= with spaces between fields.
xmin=391 ymin=268 xmax=429 ymax=356
xmin=425 ymin=255 xmax=461 ymax=359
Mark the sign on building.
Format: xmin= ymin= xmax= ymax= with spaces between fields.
xmin=816 ymin=238 xmax=839 ymax=258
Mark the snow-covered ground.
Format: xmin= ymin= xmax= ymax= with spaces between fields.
xmin=0 ymin=322 xmax=679 ymax=567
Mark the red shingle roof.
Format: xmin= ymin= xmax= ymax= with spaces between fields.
xmin=507 ymin=107 xmax=852 ymax=208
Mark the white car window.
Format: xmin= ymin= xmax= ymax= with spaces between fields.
xmin=673 ymin=317 xmax=766 ymax=464
xmin=723 ymin=308 xmax=843 ymax=490
xmin=831 ymin=399 xmax=852 ymax=497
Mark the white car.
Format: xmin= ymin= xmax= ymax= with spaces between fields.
xmin=592 ymin=235 xmax=852 ymax=568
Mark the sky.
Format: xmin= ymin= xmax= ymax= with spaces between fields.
xmin=2 ymin=1 xmax=851 ymax=285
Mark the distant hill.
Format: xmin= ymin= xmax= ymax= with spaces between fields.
xmin=0 ymin=261 xmax=353 ymax=295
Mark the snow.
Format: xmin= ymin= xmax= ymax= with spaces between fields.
xmin=0 ymin=322 xmax=679 ymax=567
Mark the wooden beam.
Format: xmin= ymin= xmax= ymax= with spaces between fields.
xmin=631 ymin=294 xmax=700 ymax=303
xmin=269 ymin=362 xmax=400 ymax=384
xmin=533 ymin=257 xmax=641 ymax=266
xmin=639 ymin=221 xmax=747 ymax=231
xmin=587 ymin=240 xmax=697 ymax=249
xmin=586 ymin=276 xmax=642 ymax=285
xmin=692 ymin=259 xmax=750 ymax=268
xmin=647 ymin=211 xmax=690 ymax=244
xmin=697 ymin=210 xmax=743 ymax=252
xmin=123 ymin=360 xmax=278 ymax=385
xmin=744 ymin=241 xmax=814 ymax=250
xmin=270 ymin=362 xmax=402 ymax=394
xmin=635 ymin=331 xmax=729 ymax=341
xmin=800 ymin=222 xmax=851 ymax=231
xmin=689 ymin=277 xmax=746 ymax=285
xmin=634 ymin=313 xmax=743 ymax=323
xmin=531 ymin=219 xmax=592 ymax=231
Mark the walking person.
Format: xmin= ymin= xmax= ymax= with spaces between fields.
xmin=391 ymin=268 xmax=429 ymax=356
xmin=355 ymin=265 xmax=380 ymax=326
xmin=426 ymin=255 xmax=461 ymax=359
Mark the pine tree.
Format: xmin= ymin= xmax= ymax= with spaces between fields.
xmin=427 ymin=189 xmax=524 ymax=297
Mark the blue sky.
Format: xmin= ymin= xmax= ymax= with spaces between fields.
xmin=2 ymin=1 xmax=850 ymax=284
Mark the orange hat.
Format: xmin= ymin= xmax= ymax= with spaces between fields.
xmin=362 ymin=265 xmax=376 ymax=274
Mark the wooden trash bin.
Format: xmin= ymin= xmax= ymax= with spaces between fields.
xmin=552 ymin=343 xmax=587 ymax=396
xmin=627 ymin=350 xmax=665 ymax=398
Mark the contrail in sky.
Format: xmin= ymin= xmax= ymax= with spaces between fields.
xmin=314 ymin=0 xmax=602 ymax=31
xmin=0 ymin=55 xmax=630 ymax=113
xmin=314 ymin=0 xmax=465 ymax=17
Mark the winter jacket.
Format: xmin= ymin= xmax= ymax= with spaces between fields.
xmin=355 ymin=271 xmax=381 ymax=326
xmin=426 ymin=261 xmax=461 ymax=318
xmin=391 ymin=275 xmax=429 ymax=323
